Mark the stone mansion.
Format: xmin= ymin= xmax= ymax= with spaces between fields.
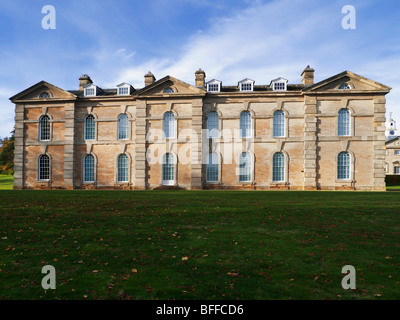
xmin=10 ymin=66 xmax=391 ymax=190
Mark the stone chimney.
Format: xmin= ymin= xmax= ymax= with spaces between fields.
xmin=79 ymin=74 xmax=93 ymax=90
xmin=195 ymin=69 xmax=206 ymax=88
xmin=301 ymin=65 xmax=315 ymax=85
xmin=144 ymin=71 xmax=156 ymax=87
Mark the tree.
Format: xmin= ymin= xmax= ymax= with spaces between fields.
xmin=0 ymin=130 xmax=14 ymax=174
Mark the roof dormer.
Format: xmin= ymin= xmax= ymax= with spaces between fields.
xmin=206 ymin=79 xmax=222 ymax=93
xmin=270 ymin=77 xmax=288 ymax=91
xmin=238 ymin=78 xmax=255 ymax=92
xmin=116 ymin=82 xmax=134 ymax=96
xmin=84 ymin=83 xmax=101 ymax=97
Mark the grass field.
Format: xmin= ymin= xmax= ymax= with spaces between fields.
xmin=0 ymin=175 xmax=13 ymax=190
xmin=1 ymin=188 xmax=400 ymax=300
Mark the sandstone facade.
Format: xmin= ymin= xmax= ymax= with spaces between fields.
xmin=10 ymin=67 xmax=391 ymax=190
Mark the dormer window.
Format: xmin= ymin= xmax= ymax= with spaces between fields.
xmin=84 ymin=84 xmax=97 ymax=97
xmin=206 ymin=80 xmax=222 ymax=93
xmin=271 ymin=78 xmax=288 ymax=91
xmin=338 ymin=84 xmax=351 ymax=90
xmin=117 ymin=83 xmax=133 ymax=96
xmin=238 ymin=79 xmax=255 ymax=92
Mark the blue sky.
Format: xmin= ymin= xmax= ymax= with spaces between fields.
xmin=1 ymin=0 xmax=400 ymax=138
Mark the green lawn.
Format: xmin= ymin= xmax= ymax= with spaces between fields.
xmin=1 ymin=190 xmax=400 ymax=300
xmin=0 ymin=175 xmax=13 ymax=190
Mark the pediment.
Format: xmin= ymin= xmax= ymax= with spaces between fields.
xmin=303 ymin=71 xmax=391 ymax=93
xmin=135 ymin=76 xmax=205 ymax=97
xmin=386 ymin=137 xmax=400 ymax=147
xmin=10 ymin=81 xmax=77 ymax=102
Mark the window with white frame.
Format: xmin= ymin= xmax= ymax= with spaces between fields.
xmin=38 ymin=154 xmax=50 ymax=181
xmin=273 ymin=82 xmax=286 ymax=91
xmin=84 ymin=114 xmax=95 ymax=140
xmin=39 ymin=115 xmax=50 ymax=141
xmin=206 ymin=153 xmax=219 ymax=183
xmin=118 ymin=114 xmax=129 ymax=140
xmin=118 ymin=87 xmax=130 ymax=95
xmin=272 ymin=152 xmax=285 ymax=182
xmin=337 ymin=152 xmax=350 ymax=180
xmin=273 ymin=110 xmax=285 ymax=137
xmin=207 ymin=80 xmax=221 ymax=93
xmin=84 ymin=87 xmax=96 ymax=97
xmin=338 ymin=109 xmax=350 ymax=136
xmin=239 ymin=152 xmax=252 ymax=182
xmin=395 ymin=166 xmax=400 ymax=174
xmin=395 ymin=150 xmax=400 ymax=155
xmin=84 ymin=154 xmax=95 ymax=183
xmin=162 ymin=153 xmax=175 ymax=185
xmin=207 ymin=112 xmax=219 ymax=138
xmin=163 ymin=112 xmax=175 ymax=139
xmin=240 ymin=83 xmax=253 ymax=91
xmin=240 ymin=111 xmax=252 ymax=138
xmin=117 ymin=154 xmax=129 ymax=182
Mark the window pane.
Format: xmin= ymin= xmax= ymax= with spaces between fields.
xmin=272 ymin=152 xmax=285 ymax=182
xmin=163 ymin=153 xmax=174 ymax=182
xmin=240 ymin=111 xmax=251 ymax=138
xmin=338 ymin=109 xmax=350 ymax=136
xmin=207 ymin=153 xmax=219 ymax=182
xmin=163 ymin=112 xmax=175 ymax=138
xmin=38 ymin=155 xmax=50 ymax=180
xmin=84 ymin=154 xmax=95 ymax=182
xmin=85 ymin=115 xmax=95 ymax=140
xmin=39 ymin=115 xmax=50 ymax=141
xmin=117 ymin=154 xmax=129 ymax=182
xmin=207 ymin=112 xmax=219 ymax=138
xmin=337 ymin=152 xmax=350 ymax=180
xmin=239 ymin=152 xmax=251 ymax=182
xmin=118 ymin=114 xmax=129 ymax=140
xmin=273 ymin=110 xmax=285 ymax=137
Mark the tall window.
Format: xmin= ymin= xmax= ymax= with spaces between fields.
xmin=207 ymin=112 xmax=219 ymax=138
xmin=338 ymin=109 xmax=350 ymax=136
xmin=85 ymin=114 xmax=95 ymax=140
xmin=206 ymin=153 xmax=219 ymax=182
xmin=240 ymin=111 xmax=252 ymax=138
xmin=273 ymin=110 xmax=285 ymax=137
xmin=84 ymin=154 xmax=95 ymax=183
xmin=162 ymin=153 xmax=175 ymax=185
xmin=38 ymin=154 xmax=50 ymax=181
xmin=395 ymin=166 xmax=400 ymax=175
xmin=337 ymin=152 xmax=350 ymax=180
xmin=272 ymin=152 xmax=285 ymax=182
xmin=118 ymin=114 xmax=129 ymax=140
xmin=117 ymin=154 xmax=129 ymax=182
xmin=39 ymin=115 xmax=50 ymax=141
xmin=239 ymin=152 xmax=252 ymax=182
xmin=163 ymin=112 xmax=175 ymax=139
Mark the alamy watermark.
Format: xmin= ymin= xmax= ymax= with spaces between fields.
xmin=41 ymin=5 xmax=56 ymax=30
xmin=342 ymin=5 xmax=356 ymax=30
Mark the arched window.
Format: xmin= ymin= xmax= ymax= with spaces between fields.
xmin=337 ymin=152 xmax=350 ymax=180
xmin=272 ymin=152 xmax=285 ymax=182
xmin=239 ymin=152 xmax=252 ymax=182
xmin=207 ymin=112 xmax=219 ymax=138
xmin=338 ymin=84 xmax=351 ymax=90
xmin=338 ymin=109 xmax=350 ymax=136
xmin=85 ymin=114 xmax=95 ymax=140
xmin=118 ymin=114 xmax=129 ymax=140
xmin=84 ymin=154 xmax=95 ymax=183
xmin=163 ymin=112 xmax=175 ymax=139
xmin=39 ymin=92 xmax=50 ymax=98
xmin=163 ymin=88 xmax=174 ymax=93
xmin=38 ymin=154 xmax=50 ymax=181
xmin=240 ymin=111 xmax=251 ymax=138
xmin=273 ymin=110 xmax=285 ymax=137
xmin=117 ymin=154 xmax=129 ymax=182
xmin=39 ymin=115 xmax=50 ymax=141
xmin=206 ymin=153 xmax=219 ymax=182
xmin=162 ymin=153 xmax=175 ymax=185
